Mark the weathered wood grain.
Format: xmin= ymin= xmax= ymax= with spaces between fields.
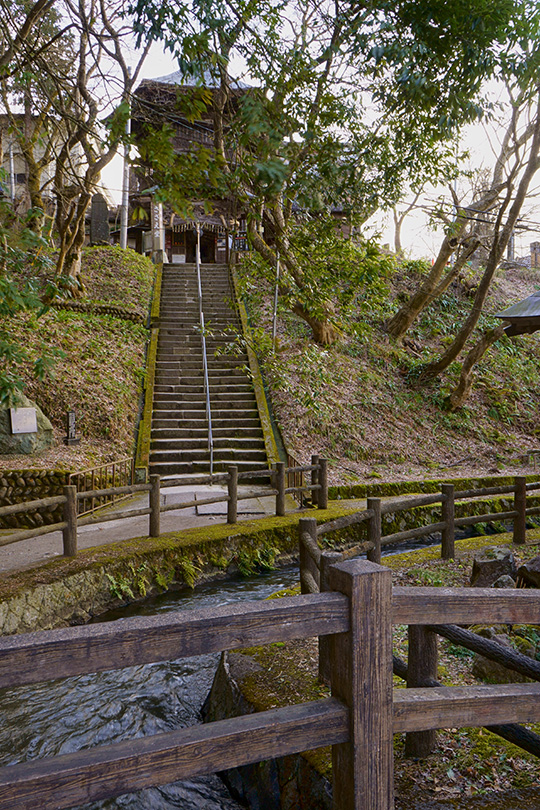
xmin=0 ymin=593 xmax=349 ymax=689
xmin=316 ymin=509 xmax=372 ymax=537
xmin=514 ymin=476 xmax=527 ymax=545
xmin=454 ymin=510 xmax=517 ymax=528
xmin=381 ymin=522 xmax=446 ymax=546
xmin=329 ymin=559 xmax=394 ymax=810
xmin=380 ymin=493 xmax=442 ymax=514
xmin=74 ymin=483 xmax=151 ymax=500
xmin=367 ymin=498 xmax=382 ymax=564
xmin=0 ymin=496 xmax=65 ymax=518
xmin=78 ymin=507 xmax=151 ymax=527
xmin=454 ymin=485 xmax=515 ymax=499
xmin=393 ymin=587 xmax=540 ymax=625
xmin=0 ymin=698 xmax=349 ymax=810
xmin=405 ymin=626 xmax=438 ymax=757
xmin=61 ymin=485 xmax=77 ymax=557
xmin=441 ymin=483 xmax=455 ymax=559
xmin=394 ymin=683 xmax=540 ymax=732
xmin=0 ymin=522 xmax=68 ymax=548
xmin=227 ymin=465 xmax=238 ymax=524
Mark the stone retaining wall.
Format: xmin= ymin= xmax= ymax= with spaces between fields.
xmin=0 ymin=470 xmax=69 ymax=529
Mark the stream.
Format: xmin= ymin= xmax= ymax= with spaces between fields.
xmin=0 ymin=566 xmax=300 ymax=810
xmin=0 ymin=531 xmax=514 ymax=809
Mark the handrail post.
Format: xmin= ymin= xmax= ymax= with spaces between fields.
xmin=227 ymin=465 xmax=238 ymax=524
xmin=318 ymin=457 xmax=328 ymax=509
xmin=299 ymin=517 xmax=319 ymax=594
xmin=311 ymin=454 xmax=320 ymax=507
xmin=441 ymin=483 xmax=455 ymax=559
xmin=367 ymin=497 xmax=382 ymax=564
xmin=318 ymin=550 xmax=342 ymax=684
xmin=149 ymin=474 xmax=161 ymax=538
xmin=62 ymin=485 xmax=78 ymax=557
xmin=405 ymin=626 xmax=438 ymax=758
xmin=275 ymin=461 xmax=286 ymax=516
xmin=514 ymin=475 xmax=527 ymax=545
xmin=328 ymin=559 xmax=393 ymax=810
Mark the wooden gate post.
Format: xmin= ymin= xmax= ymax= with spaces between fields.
xmin=366 ymin=497 xmax=382 ymax=564
xmin=513 ymin=476 xmax=527 ymax=545
xmin=227 ymin=465 xmax=238 ymax=525
xmin=441 ymin=484 xmax=455 ymax=559
xmin=275 ymin=461 xmax=286 ymax=516
xmin=62 ymin=485 xmax=78 ymax=557
xmin=318 ymin=457 xmax=328 ymax=509
xmin=404 ymin=626 xmax=438 ymax=758
xmin=319 ymin=550 xmax=343 ymax=684
xmin=311 ymin=454 xmax=320 ymax=507
xmin=328 ymin=559 xmax=393 ymax=810
xmin=149 ymin=474 xmax=161 ymax=538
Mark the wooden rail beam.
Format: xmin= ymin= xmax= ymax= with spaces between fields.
xmin=393 ymin=587 xmax=540 ymax=625
xmin=0 ymin=699 xmax=349 ymax=810
xmin=0 ymin=593 xmax=349 ymax=689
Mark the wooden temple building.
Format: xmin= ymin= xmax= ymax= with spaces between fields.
xmin=125 ymin=68 xmax=249 ymax=263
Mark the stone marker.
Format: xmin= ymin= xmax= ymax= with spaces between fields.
xmin=90 ymin=192 xmax=110 ymax=245
xmin=0 ymin=394 xmax=53 ymax=454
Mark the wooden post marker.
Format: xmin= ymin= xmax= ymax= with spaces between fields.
xmin=62 ymin=485 xmax=78 ymax=557
xmin=367 ymin=497 xmax=382 ymax=564
xmin=318 ymin=457 xmax=328 ymax=509
xmin=318 ymin=550 xmax=342 ymax=684
xmin=328 ymin=559 xmax=393 ymax=810
xmin=299 ymin=517 xmax=319 ymax=595
xmin=149 ymin=474 xmax=161 ymax=538
xmin=311 ymin=454 xmax=320 ymax=507
xmin=514 ymin=476 xmax=527 ymax=545
xmin=441 ymin=483 xmax=455 ymax=559
xmin=275 ymin=461 xmax=286 ymax=516
xmin=405 ymin=625 xmax=438 ymax=758
xmin=227 ymin=466 xmax=238 ymax=524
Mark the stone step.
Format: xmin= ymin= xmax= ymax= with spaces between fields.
xmin=151 ymin=436 xmax=266 ymax=451
xmin=150 ymin=448 xmax=268 ymax=464
xmin=151 ymin=416 xmax=261 ymax=429
xmin=151 ymin=425 xmax=264 ymax=439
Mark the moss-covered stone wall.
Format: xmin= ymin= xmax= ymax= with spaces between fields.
xmin=0 ymin=469 xmax=69 ymax=529
xmin=329 ymin=473 xmax=539 ymax=501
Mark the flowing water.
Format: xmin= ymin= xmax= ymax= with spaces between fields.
xmin=0 ymin=566 xmax=300 ymax=810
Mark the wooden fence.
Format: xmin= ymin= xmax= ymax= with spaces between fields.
xmin=0 ymin=459 xmax=328 ymax=558
xmin=299 ymin=475 xmax=540 ymax=599
xmin=0 ymin=558 xmax=539 ymax=809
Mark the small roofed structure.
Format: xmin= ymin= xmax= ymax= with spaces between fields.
xmin=495 ymin=290 xmax=540 ymax=336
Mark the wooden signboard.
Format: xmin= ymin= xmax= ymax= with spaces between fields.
xmin=10 ymin=408 xmax=38 ymax=434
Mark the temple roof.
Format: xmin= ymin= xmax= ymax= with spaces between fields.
xmin=140 ymin=67 xmax=250 ymax=91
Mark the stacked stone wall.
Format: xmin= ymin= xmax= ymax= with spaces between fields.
xmin=0 ymin=470 xmax=69 ymax=529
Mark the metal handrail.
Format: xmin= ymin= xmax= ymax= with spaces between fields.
xmin=195 ymin=223 xmax=214 ymax=474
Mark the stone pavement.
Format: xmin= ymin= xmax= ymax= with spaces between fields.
xmin=0 ymin=482 xmax=294 ymax=576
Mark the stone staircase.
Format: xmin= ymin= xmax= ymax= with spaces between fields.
xmin=149 ymin=263 xmax=269 ymax=478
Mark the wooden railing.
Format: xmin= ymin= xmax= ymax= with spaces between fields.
xmin=0 ymin=459 xmax=328 ymax=558
xmin=68 ymin=457 xmax=135 ymax=516
xmin=299 ymin=475 xmax=540 ymax=599
xmin=0 ymin=559 xmax=539 ymax=809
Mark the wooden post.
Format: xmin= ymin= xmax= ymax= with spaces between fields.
xmin=149 ymin=474 xmax=161 ymax=538
xmin=514 ymin=476 xmax=527 ymax=545
xmin=441 ymin=483 xmax=455 ymax=559
xmin=405 ymin=626 xmax=438 ymax=758
xmin=318 ymin=457 xmax=328 ymax=509
xmin=299 ymin=517 xmax=318 ymax=595
xmin=227 ymin=465 xmax=238 ymax=524
xmin=319 ymin=550 xmax=342 ymax=684
xmin=311 ymin=448 xmax=319 ymax=506
xmin=276 ymin=461 xmax=286 ymax=516
xmin=62 ymin=485 xmax=78 ymax=557
xmin=311 ymin=454 xmax=320 ymax=507
xmin=366 ymin=497 xmax=382 ymax=564
xmin=328 ymin=559 xmax=393 ymax=810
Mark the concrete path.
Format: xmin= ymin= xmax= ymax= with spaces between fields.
xmin=0 ymin=483 xmax=296 ymax=576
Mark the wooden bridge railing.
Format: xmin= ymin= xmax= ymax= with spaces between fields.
xmin=0 ymin=559 xmax=539 ymax=809
xmin=299 ymin=475 xmax=540 ymax=599
xmin=0 ymin=458 xmax=329 ymax=559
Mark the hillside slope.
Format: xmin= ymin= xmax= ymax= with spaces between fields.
xmin=238 ymin=259 xmax=540 ymax=484
xmin=1 ymin=247 xmax=155 ymax=471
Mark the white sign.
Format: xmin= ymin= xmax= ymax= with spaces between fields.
xmin=10 ymin=408 xmax=38 ymax=434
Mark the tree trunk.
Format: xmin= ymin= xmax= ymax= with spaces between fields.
xmin=292 ymin=302 xmax=339 ymax=345
xmin=386 ymin=232 xmax=464 ymax=341
xmin=446 ymin=324 xmax=506 ymax=410
xmin=419 ymin=100 xmax=540 ymax=383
